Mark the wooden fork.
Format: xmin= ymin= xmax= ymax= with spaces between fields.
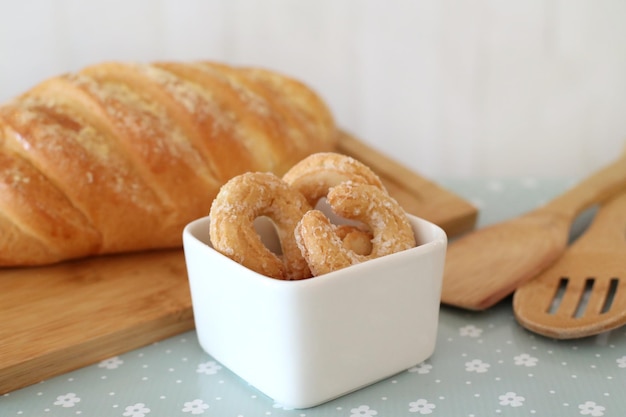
xmin=513 ymin=191 xmax=626 ymax=339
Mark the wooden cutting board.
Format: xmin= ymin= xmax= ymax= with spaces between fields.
xmin=0 ymin=131 xmax=477 ymax=394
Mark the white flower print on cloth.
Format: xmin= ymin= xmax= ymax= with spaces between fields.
xmin=408 ymin=362 xmax=433 ymax=374
xmin=498 ymin=392 xmax=524 ymax=407
xmin=459 ymin=325 xmax=482 ymax=338
xmin=617 ymin=355 xmax=626 ymax=368
xmin=123 ymin=403 xmax=151 ymax=417
xmin=465 ymin=359 xmax=490 ymax=373
xmin=273 ymin=403 xmax=295 ymax=410
xmin=514 ymin=353 xmax=538 ymax=367
xmin=196 ymin=360 xmax=222 ymax=375
xmin=350 ymin=405 xmax=378 ymax=417
xmin=182 ymin=399 xmax=209 ymax=415
xmin=53 ymin=392 xmax=81 ymax=408
xmin=579 ymin=401 xmax=606 ymax=416
xmin=98 ymin=356 xmax=124 ymax=370
xmin=408 ymin=399 xmax=436 ymax=414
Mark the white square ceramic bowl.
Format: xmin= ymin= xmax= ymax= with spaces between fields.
xmin=182 ymin=213 xmax=447 ymax=409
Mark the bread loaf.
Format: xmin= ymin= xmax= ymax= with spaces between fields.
xmin=0 ymin=61 xmax=337 ymax=266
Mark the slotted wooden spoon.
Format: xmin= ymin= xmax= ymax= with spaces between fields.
xmin=513 ymin=191 xmax=626 ymax=339
xmin=442 ymin=150 xmax=626 ymax=311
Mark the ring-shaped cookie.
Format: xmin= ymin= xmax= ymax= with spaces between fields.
xmin=282 ymin=152 xmax=386 ymax=207
xmin=209 ymin=172 xmax=312 ymax=280
xmin=295 ymin=182 xmax=416 ymax=276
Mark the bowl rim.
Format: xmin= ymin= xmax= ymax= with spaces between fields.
xmin=182 ymin=213 xmax=447 ymax=287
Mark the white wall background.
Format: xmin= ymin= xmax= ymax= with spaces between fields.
xmin=1 ymin=0 xmax=625 ymax=179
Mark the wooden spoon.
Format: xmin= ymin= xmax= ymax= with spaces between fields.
xmin=512 ymin=191 xmax=626 ymax=339
xmin=441 ymin=152 xmax=626 ymax=311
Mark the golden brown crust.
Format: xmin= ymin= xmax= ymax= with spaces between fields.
xmin=0 ymin=61 xmax=336 ymax=266
xmin=0 ymin=147 xmax=100 ymax=265
xmin=283 ymin=152 xmax=385 ymax=206
xmin=295 ymin=183 xmax=416 ymax=276
xmin=209 ymin=172 xmax=312 ymax=280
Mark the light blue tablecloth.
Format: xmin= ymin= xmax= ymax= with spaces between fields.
xmin=2 ymin=178 xmax=625 ymax=417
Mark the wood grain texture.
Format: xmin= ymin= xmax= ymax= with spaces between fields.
xmin=0 ymin=249 xmax=192 ymax=395
xmin=0 ymin=134 xmax=477 ymax=394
